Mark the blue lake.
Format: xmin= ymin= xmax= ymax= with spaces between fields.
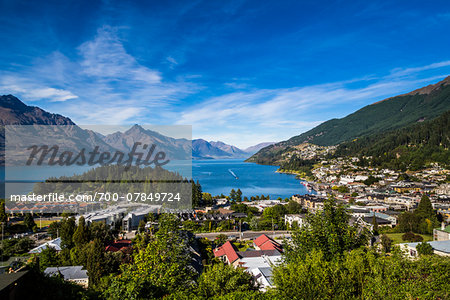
xmin=1 ymin=159 xmax=309 ymax=199
xmin=189 ymin=159 xmax=308 ymax=199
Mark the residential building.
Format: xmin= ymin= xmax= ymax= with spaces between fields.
xmin=213 ymin=235 xmax=283 ymax=291
xmin=29 ymin=237 xmax=61 ymax=254
xmin=44 ymin=266 xmax=89 ymax=288
xmin=284 ymin=214 xmax=305 ymax=227
xmin=400 ymin=240 xmax=450 ymax=258
xmin=433 ymin=223 xmax=450 ymax=241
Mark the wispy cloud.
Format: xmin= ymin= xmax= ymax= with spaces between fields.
xmin=79 ymin=26 xmax=162 ymax=83
xmin=1 ymin=22 xmax=450 ymax=148
xmin=0 ymin=25 xmax=198 ymax=123
xmin=166 ymin=56 xmax=178 ymax=69
xmin=388 ymin=60 xmax=450 ymax=78
xmin=0 ymin=75 xmax=78 ymax=102
xmin=177 ymin=61 xmax=450 ymax=147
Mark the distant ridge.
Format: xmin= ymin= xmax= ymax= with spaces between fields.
xmin=0 ymin=95 xmax=75 ymax=125
xmin=0 ymin=95 xmax=265 ymax=160
xmin=248 ymin=76 xmax=450 ymax=165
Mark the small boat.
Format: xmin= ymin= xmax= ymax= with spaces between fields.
xmin=228 ymin=169 xmax=238 ymax=179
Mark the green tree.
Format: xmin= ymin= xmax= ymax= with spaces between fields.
xmin=89 ymin=221 xmax=113 ymax=245
xmin=416 ymin=195 xmax=434 ymax=219
xmin=416 ymin=242 xmax=434 ymax=256
xmin=371 ymin=216 xmax=379 ymax=236
xmin=380 ymin=234 xmax=392 ymax=253
xmin=192 ymin=180 xmax=203 ymax=208
xmin=196 ymin=263 xmax=257 ymax=298
xmin=60 ymin=216 xmax=76 ymax=249
xmin=274 ymin=248 xmax=450 ymax=300
xmin=0 ymin=199 xmax=7 ymax=224
xmin=215 ymin=234 xmax=228 ymax=246
xmin=39 ymin=247 xmax=59 ymax=271
xmin=202 ymin=193 xmax=213 ymax=206
xmin=229 ymin=189 xmax=237 ymax=202
xmin=24 ymin=213 xmax=36 ymax=231
xmin=85 ymin=238 xmax=106 ymax=287
xmin=104 ymin=215 xmax=194 ymax=299
xmin=236 ymin=189 xmax=243 ymax=202
xmin=47 ymin=221 xmax=61 ymax=239
xmin=396 ymin=212 xmax=420 ymax=233
xmin=286 ymin=200 xmax=302 ymax=214
xmin=72 ymin=216 xmax=89 ymax=248
xmin=138 ymin=219 xmax=146 ymax=233
xmin=285 ymin=197 xmax=368 ymax=262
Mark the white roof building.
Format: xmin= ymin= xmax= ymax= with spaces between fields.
xmin=44 ymin=266 xmax=88 ymax=288
xmin=400 ymin=240 xmax=450 ymax=258
xmin=29 ymin=237 xmax=62 ymax=254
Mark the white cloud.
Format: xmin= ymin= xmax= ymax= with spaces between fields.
xmin=179 ymin=61 xmax=450 ymax=147
xmin=78 ymin=26 xmax=162 ymax=83
xmin=0 ymin=25 xmax=198 ymax=123
xmin=166 ymin=56 xmax=178 ymax=69
xmin=388 ymin=60 xmax=450 ymax=78
xmin=0 ymin=75 xmax=78 ymax=102
xmin=1 ymin=26 xmax=450 ymax=148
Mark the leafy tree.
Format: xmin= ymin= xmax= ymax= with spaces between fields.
xmin=286 ymin=200 xmax=302 ymax=214
xmin=69 ymin=245 xmax=87 ymax=266
xmin=47 ymin=221 xmax=61 ymax=239
xmin=263 ymin=204 xmax=287 ymax=228
xmin=39 ymin=247 xmax=59 ymax=271
xmin=416 ymin=242 xmax=434 ymax=256
xmin=274 ymin=248 xmax=450 ymax=300
xmin=236 ymin=189 xmax=242 ymax=202
xmin=229 ymin=189 xmax=237 ymax=202
xmin=138 ymin=219 xmax=146 ymax=233
xmin=363 ymin=175 xmax=379 ymax=186
xmin=371 ymin=216 xmax=379 ymax=236
xmin=0 ymin=199 xmax=7 ymax=224
xmin=215 ymin=234 xmax=228 ymax=246
xmin=416 ymin=195 xmax=434 ymax=219
xmin=192 ymin=180 xmax=203 ymax=208
xmin=85 ymin=238 xmax=106 ymax=287
xmin=24 ymin=213 xmax=36 ymax=231
xmin=72 ymin=216 xmax=89 ymax=248
xmin=203 ymin=192 xmax=213 ymax=206
xmin=60 ymin=216 xmax=76 ymax=249
xmin=380 ymin=234 xmax=392 ymax=253
xmin=90 ymin=221 xmax=113 ymax=245
xmin=0 ymin=237 xmax=34 ymax=258
xmin=285 ymin=197 xmax=368 ymax=262
xmin=196 ymin=263 xmax=257 ymax=298
xmin=397 ymin=195 xmax=439 ymax=234
xmin=337 ymin=185 xmax=349 ymax=193
xmin=104 ymin=215 xmax=195 ymax=299
xmin=397 ymin=211 xmax=421 ymax=233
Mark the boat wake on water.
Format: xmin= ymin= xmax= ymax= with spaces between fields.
xmin=228 ymin=169 xmax=238 ymax=179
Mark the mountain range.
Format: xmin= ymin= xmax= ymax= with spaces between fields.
xmin=248 ymin=76 xmax=450 ymax=165
xmin=0 ymin=95 xmax=271 ymax=161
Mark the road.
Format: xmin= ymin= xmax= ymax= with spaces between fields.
xmin=195 ymin=230 xmax=291 ymax=241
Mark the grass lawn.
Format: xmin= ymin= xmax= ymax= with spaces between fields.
xmin=15 ymin=219 xmax=57 ymax=229
xmin=385 ymin=233 xmax=433 ymax=244
xmin=36 ymin=219 xmax=57 ymax=228
xmin=233 ymin=241 xmax=253 ymax=251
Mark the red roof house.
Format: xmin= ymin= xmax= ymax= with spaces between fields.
xmin=253 ymin=234 xmax=282 ymax=252
xmin=213 ymin=241 xmax=239 ymax=264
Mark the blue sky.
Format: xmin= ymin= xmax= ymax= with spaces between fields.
xmin=1 ymin=0 xmax=450 ymax=148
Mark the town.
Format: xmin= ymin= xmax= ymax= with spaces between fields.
xmin=0 ymin=142 xmax=449 ymax=298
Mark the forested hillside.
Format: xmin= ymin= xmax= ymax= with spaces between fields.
xmin=334 ymin=110 xmax=450 ymax=170
xmin=248 ymin=76 xmax=450 ymax=165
